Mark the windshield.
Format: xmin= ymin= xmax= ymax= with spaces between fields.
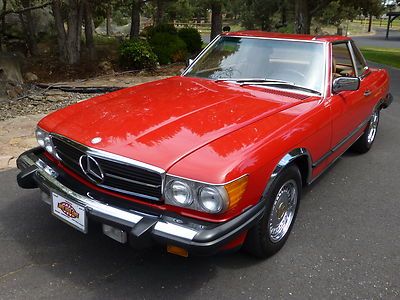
xmin=184 ymin=36 xmax=326 ymax=94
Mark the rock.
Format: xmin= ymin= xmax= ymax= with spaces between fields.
xmin=28 ymin=95 xmax=44 ymax=101
xmin=46 ymin=96 xmax=65 ymax=102
xmin=6 ymin=83 xmax=24 ymax=99
xmin=24 ymin=72 xmax=39 ymax=82
xmin=98 ymin=61 xmax=114 ymax=73
xmin=0 ymin=155 xmax=14 ymax=169
xmin=7 ymin=157 xmax=17 ymax=169
xmin=0 ymin=52 xmax=24 ymax=84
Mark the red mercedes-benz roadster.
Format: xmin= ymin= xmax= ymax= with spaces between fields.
xmin=17 ymin=31 xmax=392 ymax=258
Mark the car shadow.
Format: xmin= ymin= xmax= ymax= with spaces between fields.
xmin=0 ymin=169 xmax=262 ymax=298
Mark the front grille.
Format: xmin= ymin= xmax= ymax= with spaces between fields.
xmin=52 ymin=136 xmax=163 ymax=201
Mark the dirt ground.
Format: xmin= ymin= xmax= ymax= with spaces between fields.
xmin=0 ymin=114 xmax=44 ymax=169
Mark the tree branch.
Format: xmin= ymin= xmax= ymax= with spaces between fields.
xmin=310 ymin=0 xmax=333 ymax=17
xmin=0 ymin=1 xmax=52 ymax=18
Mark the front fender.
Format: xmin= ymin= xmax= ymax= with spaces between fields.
xmin=262 ymin=148 xmax=312 ymax=199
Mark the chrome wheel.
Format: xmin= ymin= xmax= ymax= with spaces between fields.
xmin=367 ymin=111 xmax=379 ymax=144
xmin=268 ymin=179 xmax=298 ymax=243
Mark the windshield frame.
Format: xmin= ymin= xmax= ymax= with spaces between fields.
xmin=182 ymin=35 xmax=328 ymax=98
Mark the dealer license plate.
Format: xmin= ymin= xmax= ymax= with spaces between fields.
xmin=52 ymin=193 xmax=87 ymax=233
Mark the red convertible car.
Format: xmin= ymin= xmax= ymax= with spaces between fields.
xmin=17 ymin=31 xmax=392 ymax=258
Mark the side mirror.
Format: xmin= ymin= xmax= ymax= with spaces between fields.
xmin=332 ymin=77 xmax=360 ymax=93
xmin=186 ymin=58 xmax=194 ymax=67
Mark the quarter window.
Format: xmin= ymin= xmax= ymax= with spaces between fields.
xmin=350 ymin=42 xmax=367 ymax=76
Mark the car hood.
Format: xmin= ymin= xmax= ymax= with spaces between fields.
xmin=39 ymin=76 xmax=312 ymax=170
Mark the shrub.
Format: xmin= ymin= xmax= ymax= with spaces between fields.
xmin=146 ymin=23 xmax=178 ymax=38
xmin=119 ymin=39 xmax=158 ymax=70
xmin=178 ymin=28 xmax=203 ymax=54
xmin=149 ymin=32 xmax=187 ymax=64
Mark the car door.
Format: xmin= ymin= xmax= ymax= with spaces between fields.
xmin=329 ymin=41 xmax=371 ymax=149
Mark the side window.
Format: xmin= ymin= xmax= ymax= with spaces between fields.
xmin=332 ymin=43 xmax=355 ymax=79
xmin=350 ymin=41 xmax=367 ymax=76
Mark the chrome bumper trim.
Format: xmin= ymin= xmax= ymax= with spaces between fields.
xmin=19 ymin=153 xmax=198 ymax=241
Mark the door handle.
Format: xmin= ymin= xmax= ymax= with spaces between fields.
xmin=364 ymin=90 xmax=372 ymax=97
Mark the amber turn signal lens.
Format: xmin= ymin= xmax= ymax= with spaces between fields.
xmin=167 ymin=245 xmax=189 ymax=257
xmin=224 ymin=175 xmax=249 ymax=209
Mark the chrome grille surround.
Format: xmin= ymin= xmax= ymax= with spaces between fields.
xmin=50 ymin=134 xmax=165 ymax=201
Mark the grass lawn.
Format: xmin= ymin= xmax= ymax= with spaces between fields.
xmin=361 ymin=47 xmax=400 ymax=69
xmin=352 ymin=19 xmax=400 ymax=30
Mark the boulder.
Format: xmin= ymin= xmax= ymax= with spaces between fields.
xmin=24 ymin=72 xmax=39 ymax=82
xmin=0 ymin=53 xmax=24 ymax=83
xmin=98 ymin=61 xmax=114 ymax=73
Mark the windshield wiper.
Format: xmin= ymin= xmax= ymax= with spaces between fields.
xmin=215 ymin=78 xmax=291 ymax=84
xmin=239 ymin=81 xmax=321 ymax=95
xmin=215 ymin=78 xmax=321 ymax=95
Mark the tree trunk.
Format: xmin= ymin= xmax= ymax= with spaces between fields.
xmin=261 ymin=18 xmax=272 ymax=31
xmin=65 ymin=0 xmax=83 ymax=64
xmin=368 ymin=14 xmax=372 ymax=32
xmin=130 ymin=0 xmax=141 ymax=39
xmin=66 ymin=13 xmax=79 ymax=64
xmin=52 ymin=0 xmax=83 ymax=64
xmin=281 ymin=3 xmax=287 ymax=26
xmin=295 ymin=0 xmax=310 ymax=34
xmin=210 ymin=2 xmax=222 ymax=40
xmin=52 ymin=0 xmax=67 ymax=62
xmin=0 ymin=0 xmax=7 ymax=51
xmin=20 ymin=0 xmax=39 ymax=56
xmin=83 ymin=0 xmax=95 ymax=59
xmin=155 ymin=0 xmax=163 ymax=25
xmin=106 ymin=4 xmax=111 ymax=36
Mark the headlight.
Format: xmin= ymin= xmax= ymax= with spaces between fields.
xmin=198 ymin=186 xmax=227 ymax=213
xmin=165 ymin=180 xmax=193 ymax=206
xmin=35 ymin=127 xmax=57 ymax=156
xmin=35 ymin=127 xmax=47 ymax=147
xmin=164 ymin=175 xmax=248 ymax=214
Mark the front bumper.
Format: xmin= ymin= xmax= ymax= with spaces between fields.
xmin=16 ymin=148 xmax=264 ymax=256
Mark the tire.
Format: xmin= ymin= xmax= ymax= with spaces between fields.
xmin=243 ymin=165 xmax=302 ymax=258
xmin=352 ymin=110 xmax=380 ymax=154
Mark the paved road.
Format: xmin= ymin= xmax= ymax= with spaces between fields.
xmin=0 ymin=66 xmax=399 ymax=299
xmin=353 ymin=27 xmax=400 ymax=48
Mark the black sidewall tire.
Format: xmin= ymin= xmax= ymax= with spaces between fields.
xmin=352 ymin=110 xmax=380 ymax=154
xmin=243 ymin=165 xmax=302 ymax=258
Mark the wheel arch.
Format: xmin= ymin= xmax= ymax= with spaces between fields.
xmin=376 ymin=93 xmax=393 ymax=111
xmin=262 ymin=148 xmax=312 ymax=199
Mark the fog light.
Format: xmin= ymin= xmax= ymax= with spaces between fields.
xmin=102 ymin=224 xmax=127 ymax=244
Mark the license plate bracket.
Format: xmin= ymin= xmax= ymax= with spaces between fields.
xmin=51 ymin=192 xmax=88 ymax=233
